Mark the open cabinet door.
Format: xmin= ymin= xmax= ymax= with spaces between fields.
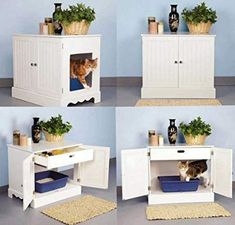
xmin=122 ymin=148 xmax=149 ymax=200
xmin=23 ymin=155 xmax=35 ymax=211
xmin=79 ymin=145 xmax=110 ymax=189
xmin=213 ymin=148 xmax=233 ymax=198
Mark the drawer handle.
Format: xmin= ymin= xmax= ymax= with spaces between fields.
xmin=69 ymin=155 xmax=75 ymax=158
xmin=177 ymin=150 xmax=185 ymax=153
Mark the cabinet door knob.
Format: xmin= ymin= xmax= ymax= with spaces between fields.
xmin=179 ymin=61 xmax=183 ymax=64
xmin=34 ymin=63 xmax=37 ymax=67
xmin=30 ymin=63 xmax=34 ymax=66
xmin=174 ymin=61 xmax=178 ymax=64
xmin=69 ymin=155 xmax=75 ymax=158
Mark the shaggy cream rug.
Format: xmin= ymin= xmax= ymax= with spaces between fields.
xmin=146 ymin=203 xmax=231 ymax=220
xmin=135 ymin=99 xmax=222 ymax=106
xmin=42 ymin=195 xmax=117 ymax=225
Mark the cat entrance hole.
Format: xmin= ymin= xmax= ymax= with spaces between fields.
xmin=70 ymin=53 xmax=93 ymax=92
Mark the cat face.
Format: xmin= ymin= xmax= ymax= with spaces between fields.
xmin=178 ymin=161 xmax=188 ymax=170
xmin=84 ymin=58 xmax=98 ymax=72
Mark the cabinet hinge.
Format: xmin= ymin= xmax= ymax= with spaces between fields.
xmin=211 ymin=184 xmax=214 ymax=189
xmin=148 ymin=186 xmax=151 ymax=191
xmin=62 ymin=44 xmax=64 ymax=49
xmin=62 ymin=88 xmax=64 ymax=94
xmin=147 ymin=152 xmax=150 ymax=157
xmin=77 ymin=178 xmax=80 ymax=182
xmin=32 ymin=157 xmax=35 ymax=162
xmin=211 ymin=151 xmax=214 ymax=156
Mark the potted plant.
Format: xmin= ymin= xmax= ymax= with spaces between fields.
xmin=179 ymin=117 xmax=212 ymax=145
xmin=181 ymin=2 xmax=217 ymax=34
xmin=39 ymin=114 xmax=72 ymax=142
xmin=55 ymin=3 xmax=96 ymax=35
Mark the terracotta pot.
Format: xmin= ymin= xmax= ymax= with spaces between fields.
xmin=63 ymin=20 xmax=90 ymax=35
xmin=43 ymin=131 xmax=64 ymax=142
xmin=184 ymin=134 xmax=207 ymax=145
xmin=187 ymin=21 xmax=212 ymax=34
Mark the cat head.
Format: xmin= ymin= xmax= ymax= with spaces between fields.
xmin=84 ymin=58 xmax=98 ymax=72
xmin=177 ymin=161 xmax=189 ymax=170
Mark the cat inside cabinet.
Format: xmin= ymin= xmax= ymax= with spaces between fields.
xmin=150 ymin=160 xmax=212 ymax=195
xmin=70 ymin=53 xmax=98 ymax=91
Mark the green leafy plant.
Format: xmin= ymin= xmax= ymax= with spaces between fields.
xmin=55 ymin=3 xmax=96 ymax=26
xmin=39 ymin=114 xmax=72 ymax=136
xmin=181 ymin=2 xmax=217 ymax=24
xmin=179 ymin=117 xmax=212 ymax=137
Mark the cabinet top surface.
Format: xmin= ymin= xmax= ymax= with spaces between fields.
xmin=14 ymin=34 xmax=101 ymax=38
xmin=149 ymin=144 xmax=214 ymax=149
xmin=8 ymin=140 xmax=82 ymax=153
xmin=142 ymin=32 xmax=216 ymax=37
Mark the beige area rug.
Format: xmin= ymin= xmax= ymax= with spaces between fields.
xmin=42 ymin=195 xmax=117 ymax=225
xmin=135 ymin=99 xmax=222 ymax=106
xmin=146 ymin=203 xmax=231 ymax=220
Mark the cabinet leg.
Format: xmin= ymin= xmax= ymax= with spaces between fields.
xmin=94 ymin=93 xmax=101 ymax=103
xmin=8 ymin=190 xmax=13 ymax=198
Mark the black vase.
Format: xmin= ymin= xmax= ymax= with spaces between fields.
xmin=168 ymin=119 xmax=177 ymax=144
xmin=32 ymin=117 xmax=41 ymax=143
xmin=53 ymin=3 xmax=63 ymax=35
xmin=169 ymin=4 xmax=179 ymax=32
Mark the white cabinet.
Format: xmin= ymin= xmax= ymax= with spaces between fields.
xmin=12 ymin=34 xmax=101 ymax=106
xmin=121 ymin=145 xmax=232 ymax=205
xmin=141 ymin=34 xmax=216 ymax=99
xmin=8 ymin=141 xmax=110 ymax=210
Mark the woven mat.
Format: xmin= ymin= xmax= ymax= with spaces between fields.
xmin=135 ymin=99 xmax=222 ymax=106
xmin=146 ymin=203 xmax=231 ymax=220
xmin=42 ymin=195 xmax=117 ymax=225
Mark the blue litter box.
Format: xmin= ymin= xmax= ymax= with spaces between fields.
xmin=35 ymin=171 xmax=68 ymax=193
xmin=158 ymin=176 xmax=200 ymax=192
xmin=70 ymin=78 xmax=84 ymax=91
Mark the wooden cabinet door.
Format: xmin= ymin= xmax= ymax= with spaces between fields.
xmin=79 ymin=146 xmax=110 ymax=189
xmin=23 ymin=155 xmax=35 ymax=211
xmin=142 ymin=37 xmax=179 ymax=88
xmin=212 ymin=148 xmax=233 ymax=198
xmin=36 ymin=39 xmax=62 ymax=97
xmin=121 ymin=148 xmax=149 ymax=200
xmin=179 ymin=36 xmax=215 ymax=88
xmin=13 ymin=37 xmax=37 ymax=90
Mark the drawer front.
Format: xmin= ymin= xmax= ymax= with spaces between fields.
xmin=150 ymin=148 xmax=211 ymax=161
xmin=34 ymin=149 xmax=93 ymax=169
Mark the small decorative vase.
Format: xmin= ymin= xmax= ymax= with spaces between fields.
xmin=169 ymin=4 xmax=179 ymax=32
xmin=32 ymin=117 xmax=41 ymax=143
xmin=168 ymin=119 xmax=177 ymax=144
xmin=53 ymin=3 xmax=63 ymax=35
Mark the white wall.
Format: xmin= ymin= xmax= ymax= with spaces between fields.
xmin=116 ymin=106 xmax=235 ymax=185
xmin=0 ymin=107 xmax=116 ymax=187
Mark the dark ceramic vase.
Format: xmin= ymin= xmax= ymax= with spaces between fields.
xmin=168 ymin=119 xmax=177 ymax=144
xmin=32 ymin=117 xmax=41 ymax=143
xmin=169 ymin=4 xmax=179 ymax=32
xmin=53 ymin=3 xmax=63 ymax=35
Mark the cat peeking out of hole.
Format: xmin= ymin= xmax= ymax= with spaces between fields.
xmin=178 ymin=160 xmax=210 ymax=187
xmin=70 ymin=58 xmax=98 ymax=89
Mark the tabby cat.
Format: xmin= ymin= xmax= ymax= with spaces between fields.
xmin=70 ymin=58 xmax=98 ymax=89
xmin=178 ymin=160 xmax=210 ymax=187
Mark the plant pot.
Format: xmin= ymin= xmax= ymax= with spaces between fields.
xmin=184 ymin=134 xmax=207 ymax=145
xmin=63 ymin=20 xmax=90 ymax=35
xmin=43 ymin=131 xmax=64 ymax=142
xmin=187 ymin=21 xmax=212 ymax=34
